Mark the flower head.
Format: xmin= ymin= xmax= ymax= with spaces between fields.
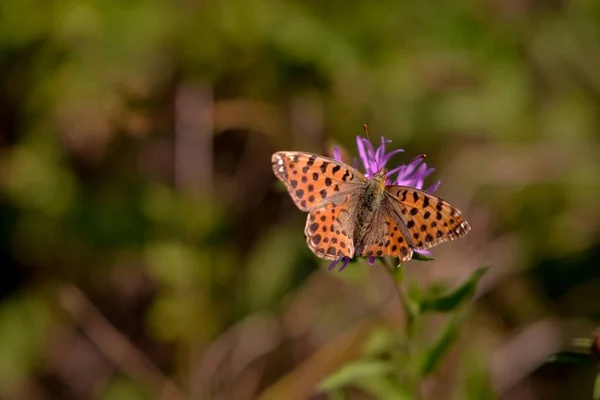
xmin=329 ymin=132 xmax=440 ymax=272
xmin=352 ymin=135 xmax=440 ymax=192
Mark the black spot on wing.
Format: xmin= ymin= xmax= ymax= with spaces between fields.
xmin=341 ymin=170 xmax=351 ymax=181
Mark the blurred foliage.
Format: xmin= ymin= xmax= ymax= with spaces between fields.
xmin=318 ymin=266 xmax=490 ymax=399
xmin=1 ymin=0 xmax=600 ymax=399
xmin=419 ymin=267 xmax=487 ymax=313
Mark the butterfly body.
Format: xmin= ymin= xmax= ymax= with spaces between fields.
xmin=357 ymin=169 xmax=387 ymax=213
xmin=354 ymin=170 xmax=388 ymax=251
xmin=272 ymin=151 xmax=470 ymax=264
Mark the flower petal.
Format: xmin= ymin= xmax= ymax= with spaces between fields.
xmin=333 ymin=146 xmax=342 ymax=162
xmin=380 ymin=148 xmax=404 ymax=166
xmin=328 ymin=258 xmax=340 ymax=271
xmin=337 ymin=257 xmax=351 ymax=271
xmin=374 ymin=136 xmax=387 ymax=168
xmin=403 ymin=159 xmax=421 ymax=175
xmin=415 ymin=249 xmax=433 ymax=256
xmin=386 ymin=164 xmax=406 ymax=179
xmin=362 ymin=138 xmax=380 ymax=176
xmin=356 ymin=137 xmax=371 ymax=176
xmin=356 ymin=135 xmax=367 ymax=159
xmin=412 ymin=163 xmax=428 ymax=189
xmin=426 ymin=180 xmax=441 ymax=193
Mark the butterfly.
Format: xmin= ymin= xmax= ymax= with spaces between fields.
xmin=272 ymin=151 xmax=470 ymax=264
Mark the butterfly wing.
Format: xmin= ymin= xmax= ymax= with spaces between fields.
xmin=358 ymin=187 xmax=469 ymax=262
xmin=357 ymin=201 xmax=414 ymax=263
xmin=304 ymin=196 xmax=358 ymax=260
xmin=384 ymin=186 xmax=470 ymax=251
xmin=272 ymin=151 xmax=367 ymax=211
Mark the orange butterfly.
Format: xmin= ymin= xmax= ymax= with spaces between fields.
xmin=272 ymin=149 xmax=470 ymax=266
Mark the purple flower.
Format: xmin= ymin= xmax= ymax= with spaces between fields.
xmin=328 ymin=133 xmax=439 ymax=272
xmin=353 ymin=135 xmax=440 ymax=192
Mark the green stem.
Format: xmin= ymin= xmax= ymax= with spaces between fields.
xmin=381 ymin=258 xmax=422 ymax=399
xmin=382 ymin=258 xmax=419 ymax=329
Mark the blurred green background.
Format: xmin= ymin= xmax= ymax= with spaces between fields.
xmin=1 ymin=1 xmax=600 ymax=399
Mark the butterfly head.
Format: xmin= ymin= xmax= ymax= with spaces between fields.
xmin=376 ymin=167 xmax=388 ymax=176
xmin=370 ymin=167 xmax=388 ymax=193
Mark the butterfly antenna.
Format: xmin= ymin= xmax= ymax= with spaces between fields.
xmin=408 ymin=153 xmax=427 ymax=171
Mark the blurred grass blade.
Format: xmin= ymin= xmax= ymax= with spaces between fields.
xmin=595 ymin=372 xmax=600 ymax=400
xmin=420 ymin=310 xmax=465 ymax=376
xmin=572 ymin=338 xmax=593 ymax=348
xmin=259 ymin=318 xmax=382 ymax=400
xmin=420 ymin=267 xmax=488 ymax=313
xmin=319 ymin=360 xmax=394 ymax=391
xmin=546 ymin=351 xmax=596 ymax=365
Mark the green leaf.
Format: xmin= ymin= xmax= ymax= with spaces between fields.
xmin=325 ymin=389 xmax=348 ymax=400
xmin=319 ymin=360 xmax=394 ymax=392
xmin=420 ymin=267 xmax=488 ymax=313
xmin=362 ymin=327 xmax=396 ymax=357
xmin=546 ymin=351 xmax=596 ymax=365
xmin=356 ymin=375 xmax=415 ymax=400
xmin=411 ymin=252 xmax=435 ymax=261
xmin=420 ymin=310 xmax=465 ymax=376
xmin=457 ymin=345 xmax=498 ymax=400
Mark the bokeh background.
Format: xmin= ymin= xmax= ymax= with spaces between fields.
xmin=1 ymin=1 xmax=600 ymax=399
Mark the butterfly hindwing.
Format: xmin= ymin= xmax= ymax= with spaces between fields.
xmin=358 ymin=203 xmax=414 ymax=262
xmin=272 ymin=152 xmax=366 ymax=211
xmin=385 ymin=186 xmax=470 ymax=251
xmin=304 ymin=199 xmax=356 ymax=261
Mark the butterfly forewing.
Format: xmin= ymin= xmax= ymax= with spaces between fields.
xmin=272 ymin=152 xmax=366 ymax=211
xmin=385 ymin=186 xmax=470 ymax=250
